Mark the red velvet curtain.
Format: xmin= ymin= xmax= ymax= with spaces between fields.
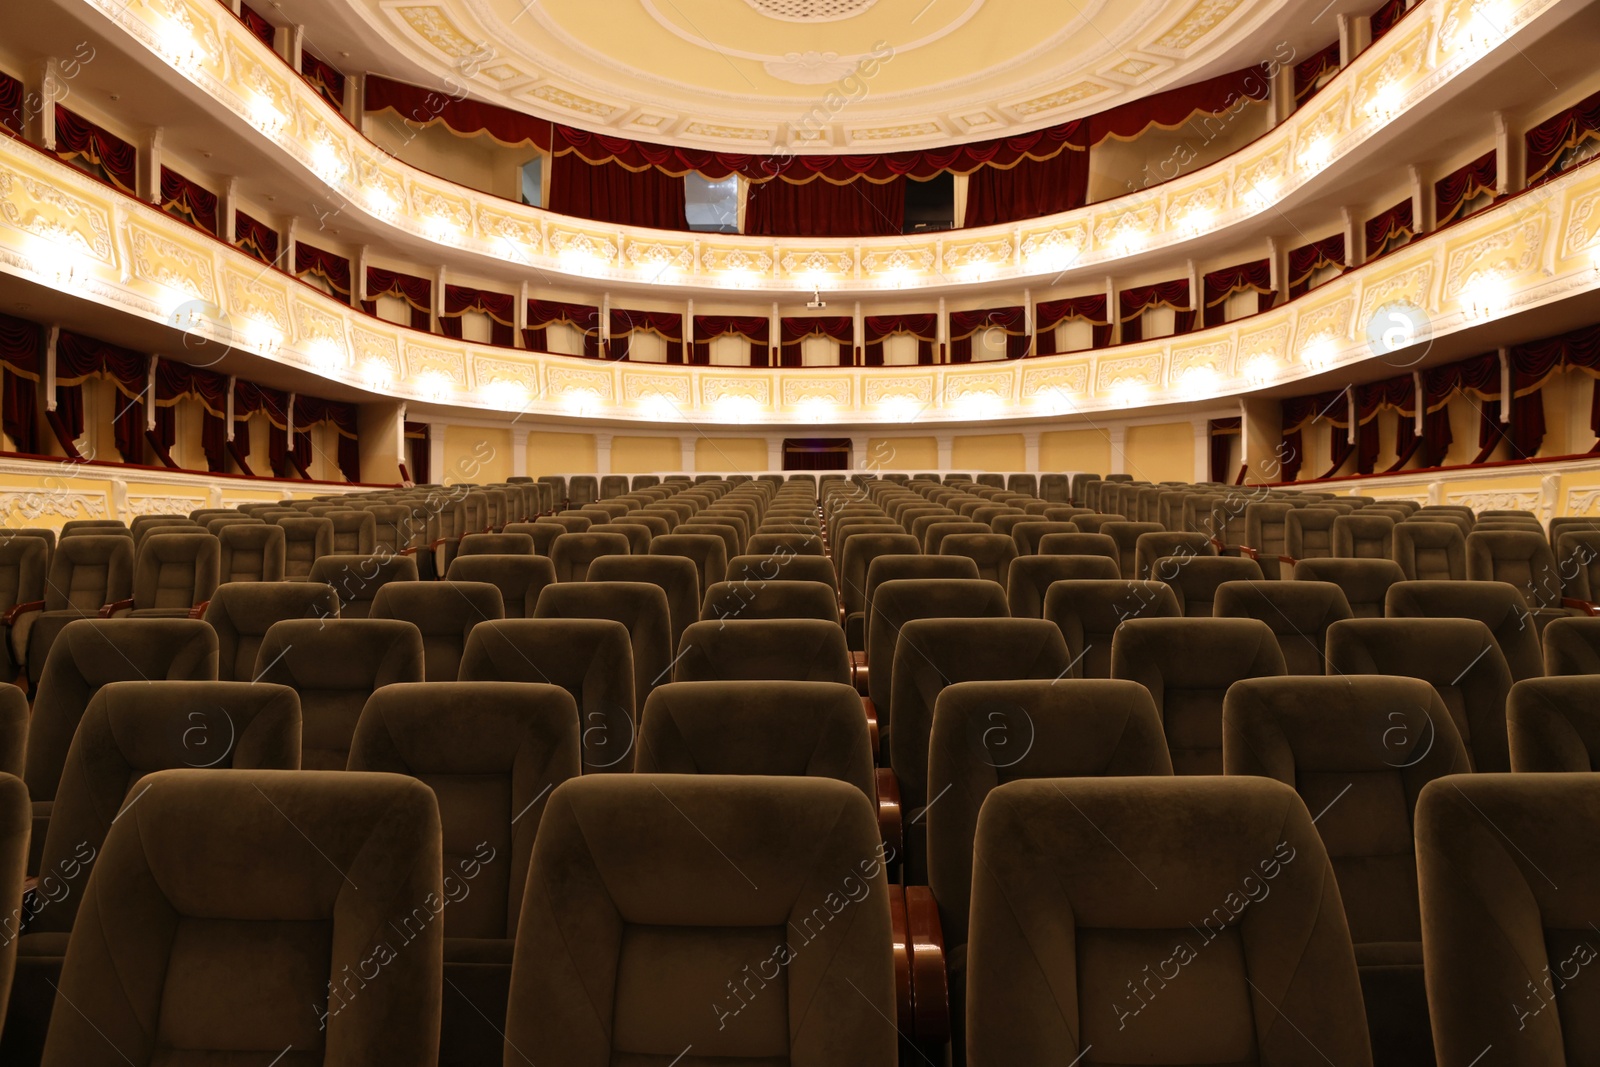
xmin=2 ymin=72 xmax=26 ymax=137
xmin=547 ymin=151 xmax=688 ymax=230
xmin=1526 ymin=87 xmax=1600 ymax=187
xmin=948 ymin=307 xmax=1027 ymax=363
xmin=1370 ymin=0 xmax=1408 ymax=41
xmin=779 ymin=317 xmax=853 ymax=368
xmin=1294 ymin=41 xmax=1340 ymax=103
xmin=54 ymin=107 xmax=138 ymax=195
xmin=1288 ymin=233 xmax=1344 ymax=298
xmin=1435 ymin=151 xmax=1496 ymax=226
xmin=155 ymin=360 xmax=230 ymax=472
xmin=1119 ymin=280 xmax=1194 ymax=343
xmin=1202 ymin=260 xmax=1274 ymax=327
xmin=963 ymin=128 xmax=1089 ymax=227
xmin=691 ymin=316 xmax=770 ymax=367
xmin=745 ymin=177 xmax=905 ymax=237
xmin=236 ymin=380 xmax=293 ymax=476
xmin=440 ymin=285 xmax=515 ymax=347
xmin=1365 ymin=198 xmax=1415 ymax=260
xmin=55 ymin=332 xmax=148 ymax=462
xmin=1035 ymin=295 xmax=1111 ymax=353
xmin=609 ymin=309 xmax=683 ymax=363
xmin=300 ymin=52 xmax=345 ymax=109
xmin=1279 ymin=393 xmax=1346 ymax=482
xmin=294 ymin=241 xmax=352 ymax=302
xmin=159 ymin=166 xmax=218 ymax=235
xmin=1088 ymin=65 xmax=1272 ymax=144
xmin=0 ymin=313 xmax=40 ymax=454
xmin=235 ymin=211 xmax=280 ymax=266
xmin=295 ymin=395 xmax=361 ymax=482
xmin=526 ymin=300 xmax=601 ymax=357
xmin=404 ymin=421 xmax=430 ymax=484
xmin=238 ymin=3 xmax=275 ymax=46
xmin=362 ymin=267 xmax=432 ymax=330
xmin=865 ymin=314 xmax=938 ymax=367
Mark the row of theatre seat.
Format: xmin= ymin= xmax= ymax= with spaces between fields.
xmin=0 ymin=470 xmax=1596 ymax=1065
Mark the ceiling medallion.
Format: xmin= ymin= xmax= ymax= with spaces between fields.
xmin=743 ymin=0 xmax=879 ymax=23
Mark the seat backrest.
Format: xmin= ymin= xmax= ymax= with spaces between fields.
xmin=534 ymin=582 xmax=671 ymax=710
xmin=0 ymin=535 xmax=46 ymax=611
xmin=927 ymin=678 xmax=1172 ymax=947
xmin=1332 ymin=513 xmax=1395 ymax=559
xmin=1213 ymin=580 xmax=1352 ymax=675
xmin=218 ymin=523 xmax=286 ymax=583
xmin=459 ymin=619 xmax=636 ymax=773
xmin=275 ymin=516 xmax=334 ymax=579
xmin=1415 ymin=773 xmax=1600 ymax=1065
xmin=636 ymin=680 xmax=873 ymax=802
xmin=326 ymin=511 xmax=377 ymax=555
xmin=745 ymin=532 xmax=824 ymax=557
xmin=348 ymin=681 xmax=580 ymax=939
xmin=725 ymin=553 xmax=837 ymax=589
xmin=1289 ymin=557 xmax=1404 ymax=617
xmin=1507 ymin=676 xmax=1600 ymax=771
xmin=39 ymin=768 xmax=443 ymax=1067
xmin=1393 ymin=521 xmax=1466 ymax=581
xmin=1153 ymin=554 xmax=1264 ymax=617
xmin=370 ymin=581 xmax=505 ymax=682
xmin=1325 ymin=618 xmax=1513 ymax=772
xmin=32 ymin=680 xmax=303 ymax=935
xmin=648 ymin=533 xmax=728 ymax=595
xmin=132 ymin=531 xmax=219 ymax=610
xmin=253 ymin=619 xmax=424 ymax=770
xmin=1133 ymin=531 xmax=1215 ymax=581
xmin=458 ymin=532 xmax=535 ymax=557
xmin=838 ymin=533 xmax=920 ymax=617
xmin=44 ymin=534 xmax=134 ymax=613
xmin=1009 ymin=521 xmax=1080 ymax=556
xmin=203 ymin=582 xmax=339 ymax=682
xmin=307 ymin=554 xmax=419 ymax=619
xmin=700 ymin=579 xmax=837 ymax=624
xmin=1284 ymin=508 xmax=1337 ymax=560
xmin=937 ymin=533 xmax=1018 ymax=590
xmin=26 ymin=619 xmax=219 ymax=804
xmin=1542 ymin=615 xmax=1600 ymax=675
xmin=923 ymin=521 xmax=989 ymax=554
xmin=1384 ymin=579 xmax=1544 ymax=682
xmin=866 ymin=579 xmax=1009 ymax=713
xmin=674 ymin=619 xmax=850 ymax=684
xmin=1465 ymin=529 xmax=1563 ymax=608
xmin=1224 ymin=675 xmax=1469 ymax=951
xmin=549 ymin=532 xmax=632 ymax=583
xmin=1005 ymin=555 xmax=1121 ymax=618
xmin=1035 ymin=531 xmax=1120 ymax=564
xmin=1110 ymin=617 xmax=1286 ymax=773
xmin=1099 ymin=521 xmax=1164 ymax=579
xmin=444 ymin=553 xmax=556 ymax=620
xmin=504 ymin=774 xmax=894 ymax=1065
xmin=965 ymin=776 xmax=1371 ymax=1067
xmin=1041 ymin=579 xmax=1180 ymax=680
xmin=505 ymin=521 xmax=566 ymax=555
xmin=1554 ymin=529 xmax=1600 ymax=601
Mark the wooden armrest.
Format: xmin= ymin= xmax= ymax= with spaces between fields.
xmin=1 ymin=600 xmax=43 ymax=626
xmin=1235 ymin=544 xmax=1261 ymax=560
xmin=875 ymin=768 xmax=903 ymax=861
xmin=98 ymin=598 xmax=135 ymax=618
xmin=905 ymin=886 xmax=950 ymax=1044
xmin=1277 ymin=554 xmax=1299 ymax=567
xmin=1562 ymin=598 xmax=1600 ymax=616
xmin=187 ymin=601 xmax=210 ymax=620
xmin=862 ymin=697 xmax=879 ymax=761
xmin=888 ymin=885 xmax=913 ymax=1036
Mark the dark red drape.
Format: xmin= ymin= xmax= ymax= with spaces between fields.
xmin=1088 ymin=65 xmax=1272 ymax=144
xmin=691 ymin=316 xmax=770 ymax=367
xmin=962 ymin=127 xmax=1089 ymax=227
xmin=156 ymin=359 xmax=230 ymax=472
xmin=1526 ymin=87 xmax=1600 ymax=187
xmin=864 ymin=314 xmax=938 ymax=367
xmin=235 ymin=211 xmax=280 ymax=266
xmin=440 ymin=286 xmax=515 ymax=347
xmin=238 ymin=3 xmax=275 ymax=46
xmin=610 ymin=309 xmax=683 ymax=363
xmin=405 ymin=421 xmax=430 ymax=484
xmin=54 ymin=107 xmax=137 ymax=195
xmin=294 ymin=241 xmax=352 ymax=301
xmin=1294 ymin=41 xmax=1341 ymax=103
xmin=237 ymin=381 xmax=292 ymax=475
xmin=1202 ymin=260 xmax=1274 ymax=327
xmin=295 ymin=395 xmax=361 ymax=482
xmin=1280 ymin=390 xmax=1347 ymax=481
xmin=300 ymin=52 xmax=345 ymax=109
xmin=948 ymin=307 xmax=1027 ymax=362
xmin=1288 ymin=233 xmax=1345 ymax=298
xmin=1119 ymin=280 xmax=1194 ymax=343
xmin=745 ymin=176 xmax=905 ymax=237
xmin=56 ymin=332 xmax=147 ymax=462
xmin=526 ymin=300 xmax=601 ymax=357
xmin=1035 ymin=295 xmax=1111 ymax=353
xmin=1370 ymin=0 xmax=1408 ymax=41
xmin=1365 ymin=198 xmax=1415 ymax=260
xmin=0 ymin=313 xmax=41 ymax=454
xmin=362 ymin=267 xmax=432 ymax=330
xmin=2 ymin=72 xmax=26 ymax=137
xmin=547 ymin=151 xmax=688 ymax=230
xmin=159 ymin=166 xmax=218 ymax=235
xmin=779 ymin=317 xmax=854 ymax=368
xmin=1435 ymin=151 xmax=1496 ymax=226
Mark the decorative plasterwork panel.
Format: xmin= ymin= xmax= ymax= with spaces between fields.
xmin=1293 ymin=296 xmax=1357 ymax=349
xmin=1096 ymin=353 xmax=1165 ymax=391
xmin=223 ymin=266 xmax=290 ymax=332
xmin=1020 ymin=363 xmax=1090 ymax=399
xmin=546 ymin=364 xmax=615 ymax=400
xmin=1148 ymin=0 xmax=1248 ymax=52
xmin=781 ymin=376 xmax=853 ymax=407
xmin=1447 ymin=489 xmax=1544 ymax=517
xmin=1234 ymin=322 xmax=1290 ymax=375
xmin=0 ymin=489 xmax=110 ymax=522
xmin=1170 ymin=339 xmax=1232 ymax=380
xmin=1442 ymin=217 xmax=1547 ymax=300
xmin=405 ymin=344 xmax=468 ymax=386
xmin=1358 ymin=263 xmax=1436 ymax=329
xmin=1566 ymin=486 xmax=1600 ymax=515
xmin=863 ymin=376 xmax=933 ymax=406
xmin=126 ymin=493 xmax=207 ymax=517
xmin=473 ymin=355 xmax=539 ymax=389
xmin=129 ymin=223 xmax=216 ymax=304
xmin=623 ymin=372 xmax=692 ymax=405
xmin=350 ymin=325 xmax=402 ymax=379
xmin=944 ymin=370 xmax=1014 ymax=402
xmin=701 ymin=376 xmax=771 ymax=405
xmin=0 ymin=167 xmax=116 ymax=264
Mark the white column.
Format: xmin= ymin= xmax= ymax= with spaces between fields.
xmin=1104 ymin=277 xmax=1118 ymax=344
xmin=850 ymin=437 xmax=866 ymax=471
xmin=354 ymin=245 xmax=370 ymax=304
xmin=1023 ymin=289 xmax=1035 ymax=356
xmin=594 ymin=432 xmax=613 ymax=475
xmin=141 ymin=128 xmax=163 ymax=205
xmin=1342 ymin=207 xmax=1363 ymax=269
xmin=1192 ymin=418 xmax=1210 ymax=483
xmin=853 ymin=302 xmax=864 ymax=366
xmin=285 ymin=217 xmax=300 ymax=275
xmin=1413 ymin=371 xmax=1425 ymax=436
xmin=428 ymin=421 xmax=447 ymax=482
xmin=770 ymin=303 xmax=781 ymax=367
xmin=680 ymin=434 xmax=697 ymax=474
xmin=686 ymin=299 xmax=695 ymax=366
xmin=343 ymin=72 xmax=364 ymax=127
xmin=937 ymin=299 xmax=948 ymax=363
xmin=1495 ymin=112 xmax=1523 ymax=195
xmin=766 ymin=437 xmax=783 ymax=472
xmin=435 ymin=266 xmax=447 ymax=319
xmin=511 ymin=427 xmax=529 ymax=477
xmin=1108 ymin=426 xmax=1128 ymax=475
xmin=1410 ymin=164 xmax=1431 ymax=234
xmin=1337 ymin=14 xmax=1356 ymax=64
xmin=1023 ymin=430 xmax=1041 ymax=473
xmin=219 ymin=176 xmax=239 ymax=243
xmin=1267 ymin=237 xmax=1286 ymax=306
xmin=31 ymin=59 xmax=59 ymax=149
xmin=935 ymin=433 xmax=954 ymax=471
xmin=1271 ymin=62 xmax=1296 ymax=124
xmin=516 ymin=281 xmax=529 ymax=344
xmin=1499 ymin=348 xmax=1512 ymax=423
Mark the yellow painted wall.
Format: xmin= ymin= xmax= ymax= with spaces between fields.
xmin=611 ymin=436 xmax=683 ymax=473
xmin=442 ymin=425 xmax=513 ymax=483
xmin=952 ymin=433 xmax=1024 ymax=470
xmin=695 ymin=437 xmax=768 ymax=473
xmin=1039 ymin=428 xmax=1112 ymax=473
xmin=867 ymin=436 xmax=937 ymax=470
xmin=524 ymin=431 xmax=596 ymax=477
xmin=1124 ymin=422 xmax=1195 ymax=483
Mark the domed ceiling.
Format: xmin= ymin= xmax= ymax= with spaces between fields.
xmin=323 ymin=0 xmax=1335 ymax=151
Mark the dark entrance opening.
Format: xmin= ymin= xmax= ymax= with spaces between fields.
xmin=783 ymin=438 xmax=852 ymax=471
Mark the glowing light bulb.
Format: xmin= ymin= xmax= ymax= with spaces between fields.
xmin=310 ymin=141 xmax=348 ymax=184
xmin=1298 ymin=137 xmax=1332 ymax=174
xmin=359 ymin=358 xmax=391 ymax=389
xmin=248 ymin=94 xmax=284 ymax=136
xmin=1180 ymin=208 xmax=1214 ymax=236
xmin=1180 ymin=366 xmax=1219 ymax=399
xmin=1245 ymin=357 xmax=1277 ymax=387
xmin=1461 ymin=270 xmax=1509 ymax=319
xmin=414 ymin=372 xmax=450 ymax=401
xmin=1110 ymin=379 xmax=1147 ymax=406
xmin=243 ymin=316 xmax=282 ymax=356
xmin=482 ymin=379 xmax=530 ymax=410
xmin=878 ymin=394 xmax=922 ymax=423
xmin=306 ymin=337 xmax=343 ymax=371
xmin=1302 ymin=336 xmax=1337 ymax=370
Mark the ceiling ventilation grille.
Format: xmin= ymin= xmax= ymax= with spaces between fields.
xmin=745 ymin=0 xmax=877 ymax=22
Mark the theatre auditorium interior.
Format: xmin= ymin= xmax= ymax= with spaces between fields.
xmin=6 ymin=0 xmax=1600 ymax=1063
